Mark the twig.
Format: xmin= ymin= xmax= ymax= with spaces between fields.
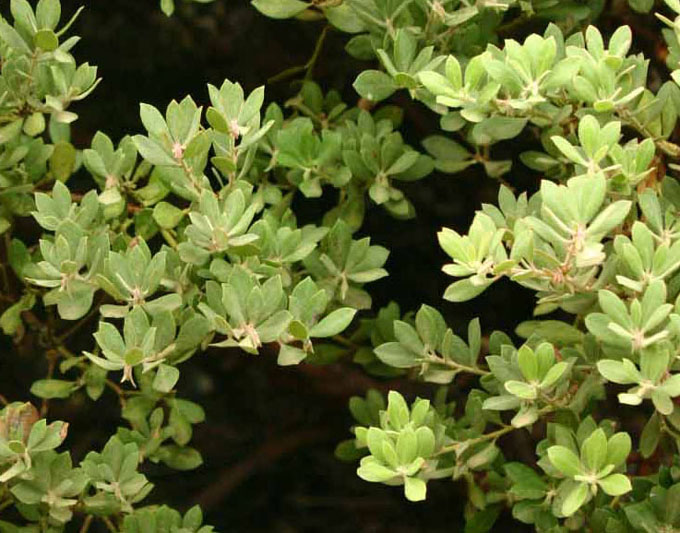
xmin=268 ymin=25 xmax=330 ymax=84
xmin=332 ymin=335 xmax=358 ymax=349
xmin=195 ymin=428 xmax=328 ymax=509
xmin=101 ymin=517 xmax=118 ymax=533
xmin=39 ymin=350 xmax=58 ymax=416
xmin=435 ymin=406 xmax=555 ymax=457
xmin=428 ymin=354 xmax=490 ymax=376
xmin=105 ymin=380 xmax=127 ymax=408
xmin=56 ymin=299 xmax=103 ymax=343
xmin=160 ymin=229 xmax=178 ymax=250
xmin=79 ymin=515 xmax=93 ymax=533
xmin=0 ymin=498 xmax=13 ymax=513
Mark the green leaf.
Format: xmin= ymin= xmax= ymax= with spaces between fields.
xmin=540 ymin=362 xmax=568 ymax=389
xmin=443 ymin=278 xmax=491 ymax=302
xmin=596 ymin=360 xmax=638 ymax=384
xmin=357 ymin=457 xmax=397 ymax=482
xmin=517 ymin=345 xmax=538 ymax=381
xmin=323 ymin=4 xmax=365 ymax=33
xmin=30 ymin=379 xmax=75 ymax=399
xmin=0 ymin=293 xmax=35 ymax=336
xmin=627 ymin=0 xmax=654 ymax=12
xmin=374 ymin=342 xmax=417 ymax=368
xmin=353 ymin=70 xmax=398 ymax=102
xmin=586 ymin=201 xmax=632 ymax=240
xmin=34 ymin=28 xmax=58 ymax=50
xmin=515 ymin=320 xmax=583 ymax=345
xmin=472 ymin=117 xmax=527 ymax=144
xmin=160 ymin=445 xmax=203 ymax=470
xmin=562 ymin=482 xmax=588 ymax=516
xmin=652 ymin=389 xmax=674 ymax=415
xmin=0 ymin=21 xmax=30 ymax=54
xmin=396 ymin=429 xmax=418 ymax=465
xmin=404 ymin=476 xmax=427 ymax=502
xmin=482 ymin=395 xmax=521 ymax=411
xmin=153 ymin=364 xmax=180 ymax=393
xmin=598 ymin=474 xmax=632 ymax=496
xmin=133 ymin=135 xmax=177 ymax=167
xmin=277 ymin=344 xmax=308 ymax=366
xmin=640 ymin=413 xmax=661 ymax=458
xmin=309 ymin=308 xmax=357 ymax=338
xmin=251 ymin=0 xmax=310 ymax=19
xmin=49 ymin=141 xmax=76 ymax=181
xmin=581 ymin=429 xmax=607 ymax=471
xmin=547 ymin=445 xmax=582 ymax=477
xmin=153 ymin=202 xmax=184 ymax=229
xmin=504 ymin=380 xmax=537 ymax=400
xmin=160 ymin=0 xmax=175 ymax=16
xmin=606 ymin=432 xmax=631 ymax=467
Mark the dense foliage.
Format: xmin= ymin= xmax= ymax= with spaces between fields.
xmin=4 ymin=0 xmax=680 ymax=531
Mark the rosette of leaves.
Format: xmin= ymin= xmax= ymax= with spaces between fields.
xmin=10 ymin=450 xmax=88 ymax=523
xmin=83 ymin=132 xmax=150 ymax=218
xmin=585 ymin=280 xmax=675 ymax=355
xmin=0 ymin=402 xmax=67 ymax=483
xmin=86 ymin=308 xmax=181 ymax=385
xmin=374 ymin=304 xmax=487 ymax=383
xmin=597 ymin=346 xmax=680 ymax=414
xmin=80 ymin=436 xmax=153 ymax=514
xmin=177 ymin=186 xmax=261 ymax=266
xmin=122 ymin=504 xmax=214 ymax=533
xmin=0 ymin=0 xmax=100 ymax=121
xmin=284 ymin=81 xmax=350 ymax=129
xmin=338 ymin=109 xmax=433 ymax=218
xmin=520 ymin=173 xmax=631 ymax=287
xmin=117 ymin=368 xmax=205 ymax=471
xmin=545 ymin=427 xmax=632 ymax=517
xmin=31 ymin=180 xmax=102 ymax=234
xmin=503 ymin=462 xmax=558 ymax=529
xmin=206 ymin=79 xmax=273 ymax=182
xmin=419 ymin=34 xmax=557 ymax=125
xmin=83 ymin=132 xmax=139 ymax=189
xmin=96 ymin=238 xmax=182 ymax=317
xmin=26 ymin=224 xmax=109 ymax=323
xmin=547 ymin=116 xmax=657 ymax=191
xmin=273 ymin=116 xmax=351 ymax=198
xmin=483 ymin=343 xmax=571 ymax=428
xmin=624 ymin=482 xmax=680 ymax=532
xmin=613 ymin=191 xmax=680 ymax=292
xmin=199 ymin=266 xmax=292 ymax=353
xmin=355 ymin=391 xmax=446 ymax=502
xmin=302 ymin=219 xmax=389 ymax=309
xmin=277 ymin=276 xmax=357 ymax=365
xmin=416 ymin=25 xmax=673 ymax=141
xmin=132 ymin=97 xmax=209 ymax=200
xmin=24 ymin=181 xmax=110 ymax=319
xmin=245 ymin=210 xmax=327 ymax=284
xmin=335 ymin=389 xmax=385 ymax=462
xmin=438 ymin=210 xmax=508 ymax=302
xmin=353 ymin=29 xmax=446 ymax=103
xmin=440 ymin=172 xmax=633 ymax=312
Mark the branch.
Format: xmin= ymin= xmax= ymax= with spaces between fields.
xmin=195 ymin=428 xmax=328 ymax=509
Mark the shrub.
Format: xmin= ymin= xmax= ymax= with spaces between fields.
xmin=2 ymin=0 xmax=680 ymax=531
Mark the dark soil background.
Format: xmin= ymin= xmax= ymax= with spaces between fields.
xmin=0 ymin=0 xmax=662 ymax=531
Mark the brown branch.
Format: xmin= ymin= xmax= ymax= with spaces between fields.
xmin=195 ymin=428 xmax=328 ymax=510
